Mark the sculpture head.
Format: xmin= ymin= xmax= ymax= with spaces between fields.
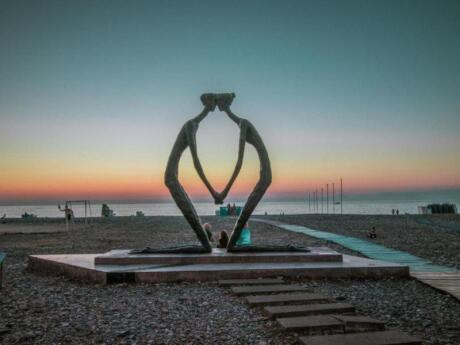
xmin=200 ymin=93 xmax=217 ymax=111
xmin=217 ymin=93 xmax=235 ymax=111
xmin=200 ymin=93 xmax=235 ymax=112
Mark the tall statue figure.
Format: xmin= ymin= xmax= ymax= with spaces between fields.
xmin=132 ymin=93 xmax=307 ymax=254
xmin=214 ymin=94 xmax=272 ymax=252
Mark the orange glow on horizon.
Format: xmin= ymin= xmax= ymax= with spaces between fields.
xmin=1 ymin=169 xmax=459 ymax=202
xmin=1 ymin=139 xmax=459 ymax=201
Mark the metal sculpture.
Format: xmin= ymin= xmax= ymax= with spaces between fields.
xmin=131 ymin=93 xmax=308 ymax=254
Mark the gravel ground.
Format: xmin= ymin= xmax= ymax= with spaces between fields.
xmin=296 ymin=277 xmax=460 ymax=345
xmin=266 ymin=214 xmax=460 ymax=269
xmin=1 ymin=216 xmax=460 ymax=344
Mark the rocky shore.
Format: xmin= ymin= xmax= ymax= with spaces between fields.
xmin=1 ymin=216 xmax=459 ymax=344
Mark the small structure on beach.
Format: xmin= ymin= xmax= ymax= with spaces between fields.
xmin=418 ymin=203 xmax=457 ymax=214
xmin=216 ymin=205 xmax=242 ymax=216
xmin=21 ymin=212 xmax=37 ymax=219
xmin=101 ymin=204 xmax=115 ymax=217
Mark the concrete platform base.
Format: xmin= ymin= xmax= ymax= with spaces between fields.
xmin=28 ymin=248 xmax=409 ymax=284
xmin=94 ymin=247 xmax=342 ymax=265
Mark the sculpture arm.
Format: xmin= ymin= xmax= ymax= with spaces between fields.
xmin=185 ymin=120 xmax=221 ymax=203
xmin=219 ymin=120 xmax=248 ymax=200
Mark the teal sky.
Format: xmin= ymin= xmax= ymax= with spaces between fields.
xmin=0 ymin=0 xmax=459 ymax=202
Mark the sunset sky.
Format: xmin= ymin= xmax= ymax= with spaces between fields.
xmin=1 ymin=0 xmax=459 ymax=203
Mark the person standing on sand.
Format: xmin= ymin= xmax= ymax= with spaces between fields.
xmin=58 ymin=203 xmax=74 ymax=223
xmin=203 ymin=223 xmax=213 ymax=242
xmin=218 ymin=230 xmax=229 ymax=248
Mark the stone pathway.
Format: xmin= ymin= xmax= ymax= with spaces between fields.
xmin=254 ymin=218 xmax=460 ymax=300
xmin=264 ymin=303 xmax=355 ymax=318
xmin=231 ymin=284 xmax=311 ymax=295
xmin=219 ymin=278 xmax=422 ymax=345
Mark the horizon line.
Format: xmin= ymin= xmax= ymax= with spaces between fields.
xmin=1 ymin=187 xmax=459 ymax=205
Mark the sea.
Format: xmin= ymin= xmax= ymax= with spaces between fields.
xmin=1 ymin=190 xmax=459 ymax=218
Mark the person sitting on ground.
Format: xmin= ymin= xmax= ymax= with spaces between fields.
xmin=367 ymin=226 xmax=377 ymax=239
xmin=203 ymin=223 xmax=213 ymax=242
xmin=217 ymin=230 xmax=229 ymax=249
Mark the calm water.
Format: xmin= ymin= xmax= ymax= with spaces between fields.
xmin=1 ymin=191 xmax=459 ymax=218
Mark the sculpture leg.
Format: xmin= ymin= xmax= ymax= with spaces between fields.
xmin=131 ymin=175 xmax=212 ymax=254
xmin=167 ymin=177 xmax=212 ymax=252
xmin=227 ymin=177 xmax=309 ymax=253
xmin=227 ymin=177 xmax=268 ymax=251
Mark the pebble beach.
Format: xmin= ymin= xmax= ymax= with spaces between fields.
xmin=1 ymin=215 xmax=459 ymax=344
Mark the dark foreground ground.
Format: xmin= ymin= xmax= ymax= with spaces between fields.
xmin=0 ymin=215 xmax=459 ymax=345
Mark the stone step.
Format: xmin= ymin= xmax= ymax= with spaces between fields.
xmin=334 ymin=315 xmax=385 ymax=333
xmin=231 ymin=284 xmax=310 ymax=295
xmin=276 ymin=315 xmax=344 ymax=333
xmin=299 ymin=330 xmax=423 ymax=345
xmin=264 ymin=303 xmax=355 ymax=318
xmin=277 ymin=314 xmax=385 ymax=334
xmin=218 ymin=278 xmax=284 ymax=286
xmin=276 ymin=315 xmax=385 ymax=333
xmin=246 ymin=293 xmax=330 ymax=306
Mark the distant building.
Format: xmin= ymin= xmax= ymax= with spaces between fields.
xmin=418 ymin=204 xmax=457 ymax=214
xmin=417 ymin=206 xmax=432 ymax=215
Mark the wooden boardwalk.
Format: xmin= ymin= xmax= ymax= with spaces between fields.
xmin=255 ymin=219 xmax=460 ymax=301
xmin=411 ymin=272 xmax=460 ymax=301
